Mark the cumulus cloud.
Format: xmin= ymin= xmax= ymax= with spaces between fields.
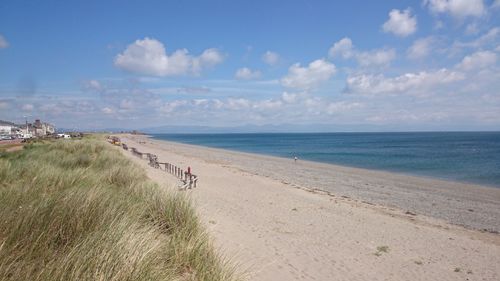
xmin=0 ymin=34 xmax=8 ymax=49
xmin=345 ymin=68 xmax=465 ymax=96
xmin=262 ymin=51 xmax=280 ymax=66
xmin=281 ymin=59 xmax=336 ymax=90
xmin=328 ymin=37 xmax=354 ymax=59
xmin=356 ymin=49 xmax=396 ymax=67
xmin=424 ymin=0 xmax=485 ymax=18
xmin=457 ymin=50 xmax=497 ymax=71
xmin=235 ymin=67 xmax=262 ymax=80
xmin=328 ymin=38 xmax=396 ymax=67
xmin=114 ymin=37 xmax=224 ymax=76
xmin=407 ymin=37 xmax=435 ymax=59
xmin=382 ymin=8 xmax=417 ymax=37
xmin=192 ymin=48 xmax=225 ymax=73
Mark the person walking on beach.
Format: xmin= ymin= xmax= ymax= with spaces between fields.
xmin=294 ymin=156 xmax=298 ymax=163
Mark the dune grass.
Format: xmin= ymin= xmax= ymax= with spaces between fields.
xmin=0 ymin=138 xmax=238 ymax=281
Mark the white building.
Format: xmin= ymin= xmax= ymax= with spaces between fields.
xmin=33 ymin=119 xmax=56 ymax=136
xmin=0 ymin=120 xmax=17 ymax=135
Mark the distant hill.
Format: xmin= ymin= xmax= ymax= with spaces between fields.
xmin=140 ymin=123 xmax=382 ymax=134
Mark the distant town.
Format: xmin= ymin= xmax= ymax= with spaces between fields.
xmin=0 ymin=119 xmax=74 ymax=141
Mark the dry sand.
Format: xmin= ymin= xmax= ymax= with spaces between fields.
xmin=119 ymin=134 xmax=500 ymax=281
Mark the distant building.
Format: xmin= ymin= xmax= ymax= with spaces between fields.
xmin=0 ymin=119 xmax=55 ymax=137
xmin=18 ymin=123 xmax=35 ymax=136
xmin=32 ymin=119 xmax=56 ymax=136
xmin=46 ymin=123 xmax=56 ymax=134
xmin=8 ymin=119 xmax=55 ymax=137
xmin=0 ymin=120 xmax=18 ymax=135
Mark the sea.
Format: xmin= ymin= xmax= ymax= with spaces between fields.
xmin=151 ymin=132 xmax=500 ymax=187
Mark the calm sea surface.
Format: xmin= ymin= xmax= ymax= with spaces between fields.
xmin=151 ymin=132 xmax=500 ymax=187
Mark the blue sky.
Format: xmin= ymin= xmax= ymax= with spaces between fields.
xmin=1 ymin=0 xmax=499 ymax=131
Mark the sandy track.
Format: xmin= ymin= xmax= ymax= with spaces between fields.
xmin=119 ymin=135 xmax=500 ymax=281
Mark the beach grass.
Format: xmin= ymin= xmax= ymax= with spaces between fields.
xmin=0 ymin=138 xmax=238 ymax=280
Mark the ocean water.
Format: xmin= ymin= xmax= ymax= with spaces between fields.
xmin=151 ymin=132 xmax=500 ymax=187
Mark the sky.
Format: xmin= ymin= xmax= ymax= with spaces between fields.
xmin=1 ymin=0 xmax=500 ymax=132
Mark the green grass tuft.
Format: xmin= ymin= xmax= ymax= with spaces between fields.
xmin=0 ymin=138 xmax=239 ymax=281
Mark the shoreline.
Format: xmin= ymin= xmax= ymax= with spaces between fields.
xmin=119 ymin=134 xmax=500 ymax=281
xmin=133 ymin=134 xmax=500 ymax=233
xmin=148 ymin=134 xmax=500 ymax=189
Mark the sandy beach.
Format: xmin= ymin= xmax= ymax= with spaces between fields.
xmin=119 ymin=134 xmax=500 ymax=281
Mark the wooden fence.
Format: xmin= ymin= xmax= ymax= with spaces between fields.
xmin=127 ymin=145 xmax=198 ymax=190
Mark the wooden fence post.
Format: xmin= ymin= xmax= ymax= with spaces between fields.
xmin=123 ymin=144 xmax=199 ymax=189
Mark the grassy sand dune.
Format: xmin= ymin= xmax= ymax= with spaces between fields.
xmin=0 ymin=139 xmax=237 ymax=281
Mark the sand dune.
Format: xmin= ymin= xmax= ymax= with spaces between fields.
xmin=120 ymin=134 xmax=500 ymax=281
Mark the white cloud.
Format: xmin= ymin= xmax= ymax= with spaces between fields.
xmin=457 ymin=50 xmax=497 ymax=71
xmin=253 ymin=99 xmax=282 ymax=110
xmin=356 ymin=48 xmax=396 ymax=67
xmin=382 ymin=8 xmax=417 ymax=37
xmin=326 ymin=101 xmax=363 ymax=114
xmin=328 ymin=38 xmax=396 ymax=67
xmin=262 ymin=51 xmax=280 ymax=66
xmin=192 ymin=48 xmax=225 ymax=74
xmin=235 ymin=67 xmax=262 ymax=80
xmin=451 ymin=27 xmax=499 ymax=55
xmin=101 ymin=107 xmax=115 ymax=114
xmin=466 ymin=27 xmax=500 ymax=48
xmin=366 ymin=110 xmax=448 ymax=123
xmin=345 ymin=68 xmax=465 ymax=95
xmin=159 ymin=100 xmax=188 ymax=113
xmin=281 ymin=59 xmax=336 ymax=90
xmin=225 ymin=98 xmax=251 ymax=110
xmin=114 ymin=37 xmax=224 ymax=76
xmin=493 ymin=0 xmax=500 ymax=8
xmin=424 ymin=0 xmax=485 ymax=18
xmin=0 ymin=34 xmax=8 ymax=49
xmin=304 ymin=97 xmax=322 ymax=109
xmin=281 ymin=92 xmax=298 ymax=103
xmin=21 ymin=104 xmax=34 ymax=112
xmin=328 ymin=37 xmax=354 ymax=59
xmin=83 ymin=79 xmax=103 ymax=92
xmin=407 ymin=37 xmax=435 ymax=59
